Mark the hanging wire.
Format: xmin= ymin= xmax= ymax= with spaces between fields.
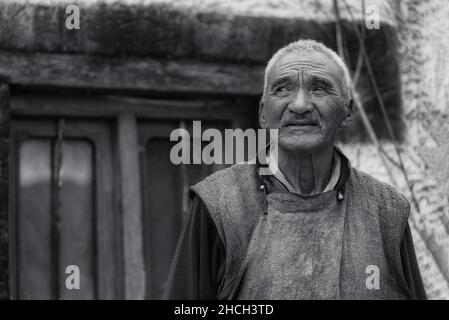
xmin=333 ymin=0 xmax=399 ymax=188
xmin=338 ymin=0 xmax=421 ymax=212
xmin=351 ymin=0 xmax=366 ymax=86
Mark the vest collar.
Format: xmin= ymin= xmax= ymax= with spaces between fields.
xmin=256 ymin=145 xmax=352 ymax=195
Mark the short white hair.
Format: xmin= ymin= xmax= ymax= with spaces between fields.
xmin=262 ymin=39 xmax=352 ymax=104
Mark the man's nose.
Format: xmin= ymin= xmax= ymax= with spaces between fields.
xmin=288 ymin=89 xmax=314 ymax=114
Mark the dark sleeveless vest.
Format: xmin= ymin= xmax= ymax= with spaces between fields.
xmin=191 ymin=163 xmax=413 ymax=300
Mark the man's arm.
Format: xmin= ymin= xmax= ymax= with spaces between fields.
xmin=162 ymin=196 xmax=226 ymax=299
xmin=400 ymin=223 xmax=427 ymax=300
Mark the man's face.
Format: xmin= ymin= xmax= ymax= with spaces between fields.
xmin=260 ymin=50 xmax=352 ymax=153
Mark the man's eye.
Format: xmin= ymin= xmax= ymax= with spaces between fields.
xmin=312 ymin=86 xmax=327 ymax=92
xmin=274 ymin=86 xmax=290 ymax=94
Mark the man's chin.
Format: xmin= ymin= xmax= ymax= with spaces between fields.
xmin=278 ymin=135 xmax=326 ymax=153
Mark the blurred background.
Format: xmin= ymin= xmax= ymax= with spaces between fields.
xmin=0 ymin=0 xmax=448 ymax=299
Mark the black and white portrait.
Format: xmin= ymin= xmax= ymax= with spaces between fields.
xmin=0 ymin=0 xmax=448 ymax=303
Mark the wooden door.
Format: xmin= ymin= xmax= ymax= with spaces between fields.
xmin=138 ymin=119 xmax=230 ymax=299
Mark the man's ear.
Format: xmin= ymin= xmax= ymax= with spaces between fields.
xmin=339 ymin=98 xmax=353 ymax=128
xmin=259 ymin=98 xmax=267 ymax=128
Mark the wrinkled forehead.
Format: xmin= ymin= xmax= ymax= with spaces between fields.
xmin=267 ymin=50 xmax=344 ymax=87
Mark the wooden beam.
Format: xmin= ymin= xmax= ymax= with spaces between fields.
xmin=0 ymin=51 xmax=264 ymax=96
xmin=10 ymin=93 xmax=254 ymax=120
xmin=117 ymin=113 xmax=146 ymax=300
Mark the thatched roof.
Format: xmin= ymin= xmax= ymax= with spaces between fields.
xmin=4 ymin=0 xmax=397 ymax=22
xmin=0 ymin=0 xmax=397 ymax=61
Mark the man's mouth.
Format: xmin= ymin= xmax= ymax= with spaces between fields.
xmin=282 ymin=120 xmax=320 ymax=128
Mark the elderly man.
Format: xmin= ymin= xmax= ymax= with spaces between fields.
xmin=163 ymin=39 xmax=426 ymax=300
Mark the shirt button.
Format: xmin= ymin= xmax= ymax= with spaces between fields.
xmin=337 ymin=191 xmax=344 ymax=201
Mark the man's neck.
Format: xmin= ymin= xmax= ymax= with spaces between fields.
xmin=277 ymin=145 xmax=334 ymax=196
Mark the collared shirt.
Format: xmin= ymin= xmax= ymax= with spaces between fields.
xmin=268 ymin=151 xmax=341 ymax=194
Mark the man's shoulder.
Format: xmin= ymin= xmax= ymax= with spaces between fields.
xmin=350 ymin=168 xmax=410 ymax=208
xmin=193 ymin=163 xmax=258 ymax=190
xmin=190 ymin=164 xmax=259 ymax=207
xmin=190 ymin=163 xmax=262 ymax=237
